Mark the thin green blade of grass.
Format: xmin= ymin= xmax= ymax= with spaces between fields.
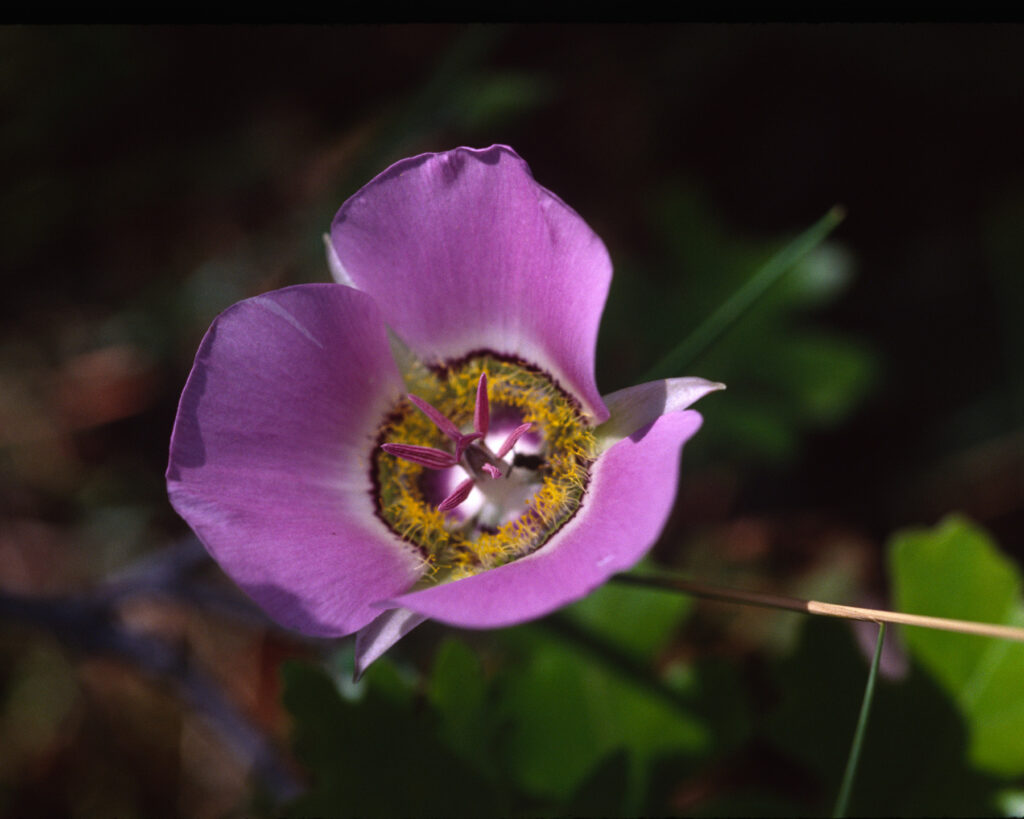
xmin=641 ymin=206 xmax=846 ymax=381
xmin=833 ymin=622 xmax=886 ymax=818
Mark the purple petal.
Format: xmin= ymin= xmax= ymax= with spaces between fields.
xmin=386 ymin=409 xmax=705 ymax=628
xmin=330 ymin=145 xmax=612 ymax=423
xmin=438 ymin=477 xmax=475 ymax=512
xmin=596 ymin=377 xmax=725 ymax=452
xmin=354 ymin=608 xmax=428 ymax=680
xmin=380 ymin=443 xmax=458 ymax=470
xmin=167 ymin=284 xmax=423 ymax=637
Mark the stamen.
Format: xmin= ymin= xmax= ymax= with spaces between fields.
xmin=407 ymin=393 xmax=463 ymax=442
xmin=496 ymin=423 xmax=533 ymax=458
xmin=373 ymin=354 xmax=596 ymax=573
xmin=380 ymin=443 xmax=457 ymax=470
xmin=438 ymin=478 xmax=474 ymax=512
xmin=474 ymin=373 xmax=490 ymax=438
xmin=454 ymin=432 xmax=483 ymax=461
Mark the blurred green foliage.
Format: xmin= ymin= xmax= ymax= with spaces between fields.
xmin=282 ymin=580 xmax=744 ymax=816
xmin=766 ymin=618 xmax=1000 ymax=817
xmin=891 ymin=516 xmax=1024 ymax=776
xmin=280 ymin=517 xmax=1024 ymax=817
xmin=600 ymin=190 xmax=876 ymax=465
xmin=283 ymin=656 xmax=498 ymax=818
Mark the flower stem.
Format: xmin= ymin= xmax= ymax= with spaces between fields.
xmin=611 ymin=573 xmax=1024 ymax=642
xmin=833 ymin=622 xmax=886 ymax=818
xmin=640 ymin=205 xmax=846 ymax=381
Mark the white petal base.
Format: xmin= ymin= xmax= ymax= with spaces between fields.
xmin=354 ymin=608 xmax=428 ymax=680
xmin=596 ymin=377 xmax=725 ymax=452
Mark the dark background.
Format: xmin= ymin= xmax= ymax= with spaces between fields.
xmin=1 ymin=25 xmax=1022 ymax=817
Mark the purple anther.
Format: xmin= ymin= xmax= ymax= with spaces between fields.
xmin=474 ymin=373 xmax=490 ymax=437
xmin=380 ymin=443 xmax=458 ymax=470
xmin=481 ymin=463 xmax=502 ymax=480
xmin=496 ymin=423 xmax=533 ymax=458
xmin=438 ymin=477 xmax=475 ymax=512
xmin=407 ymin=393 xmax=462 ymax=442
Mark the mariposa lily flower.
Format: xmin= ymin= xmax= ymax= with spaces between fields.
xmin=167 ymin=145 xmax=723 ymax=675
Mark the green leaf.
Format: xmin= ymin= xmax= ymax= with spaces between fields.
xmin=758 ymin=332 xmax=876 ymax=426
xmin=281 ymin=659 xmax=500 ymax=817
xmin=426 ymin=639 xmax=492 ymax=773
xmin=496 ymin=626 xmax=708 ymax=809
xmin=779 ymin=243 xmax=854 ymax=308
xmin=564 ymin=575 xmax=694 ymax=662
xmin=703 ymin=398 xmax=799 ymax=462
xmin=456 ymin=72 xmax=551 ymax=132
xmin=889 ymin=515 xmax=1024 ymax=775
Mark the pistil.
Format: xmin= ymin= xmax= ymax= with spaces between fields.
xmin=372 ymin=353 xmax=596 ymax=576
xmin=381 ymin=373 xmax=532 ymax=513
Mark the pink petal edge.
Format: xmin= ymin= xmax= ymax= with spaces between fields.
xmin=354 ymin=608 xmax=428 ymax=680
xmin=167 ymin=284 xmax=423 ymax=637
xmin=330 ymin=145 xmax=612 ymax=423
xmin=383 ymin=410 xmax=704 ymax=628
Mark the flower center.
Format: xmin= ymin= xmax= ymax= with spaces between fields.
xmin=372 ymin=353 xmax=596 ymax=584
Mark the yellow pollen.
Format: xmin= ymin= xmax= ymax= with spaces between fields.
xmin=372 ymin=354 xmax=596 ymax=585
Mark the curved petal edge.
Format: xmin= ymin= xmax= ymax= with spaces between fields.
xmin=595 ymin=377 xmax=725 ymax=452
xmin=167 ymin=284 xmax=423 ymax=637
xmin=385 ymin=409 xmax=704 ymax=629
xmin=354 ymin=608 xmax=428 ymax=680
xmin=329 ymin=145 xmax=612 ymax=422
